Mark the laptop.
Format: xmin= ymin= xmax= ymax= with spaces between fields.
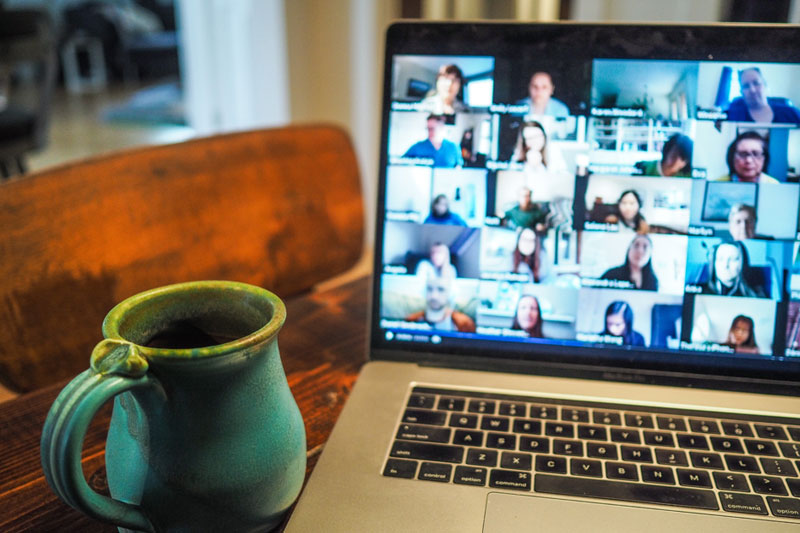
xmin=285 ymin=22 xmax=800 ymax=532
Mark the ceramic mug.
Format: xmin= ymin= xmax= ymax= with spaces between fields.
xmin=41 ymin=281 xmax=306 ymax=532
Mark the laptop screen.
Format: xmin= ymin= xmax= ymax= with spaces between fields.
xmin=371 ymin=22 xmax=800 ymax=388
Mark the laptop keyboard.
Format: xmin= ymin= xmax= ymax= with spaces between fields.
xmin=382 ymin=386 xmax=800 ymax=521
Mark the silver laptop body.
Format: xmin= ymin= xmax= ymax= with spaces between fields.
xmin=287 ymin=22 xmax=800 ymax=532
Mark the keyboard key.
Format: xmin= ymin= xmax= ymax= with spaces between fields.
xmin=519 ymin=436 xmax=549 ymax=453
xmin=449 ymin=413 xmax=478 ymax=428
xmin=453 ymin=466 xmax=487 ymax=486
xmin=719 ymin=492 xmax=767 ymax=515
xmin=562 ymin=408 xmax=589 ymax=423
xmin=754 ymin=424 xmax=787 ymax=440
xmin=535 ymin=474 xmax=718 ymax=510
xmin=529 ymin=404 xmax=557 ymax=419
xmin=780 ymin=441 xmax=800 ymax=459
xmin=453 ymin=429 xmax=483 ymax=447
xmin=688 ymin=419 xmax=720 ymax=434
xmin=594 ymin=410 xmax=622 ymax=426
xmin=577 ymin=425 xmax=608 ymax=441
xmin=745 ymin=439 xmax=780 ymax=456
xmin=586 ymin=442 xmax=618 ymax=460
xmin=402 ymin=409 xmax=446 ymax=426
xmin=787 ymin=478 xmax=800 ymax=497
xmin=725 ymin=454 xmax=760 ymax=473
xmin=499 ymin=402 xmax=526 ymax=417
xmin=545 ymin=422 xmax=575 ymax=438
xmin=644 ymin=431 xmax=675 ymax=447
xmin=625 ymin=413 xmax=654 ymax=428
xmin=486 ymin=432 xmax=516 ymax=450
xmin=408 ymin=394 xmax=435 ymax=409
xmin=655 ymin=449 xmax=688 ymax=466
xmin=418 ymin=462 xmax=452 ymax=483
xmin=750 ymin=475 xmax=788 ymax=495
xmin=396 ymin=424 xmax=451 ymax=443
xmin=468 ymin=399 xmax=495 ymax=414
xmin=760 ymin=457 xmax=797 ymax=477
xmin=481 ymin=416 xmax=510 ymax=432
xmin=606 ymin=462 xmax=639 ymax=481
xmin=710 ymin=436 xmax=744 ymax=454
xmin=437 ymin=397 xmax=465 ymax=411
xmin=676 ymin=434 xmax=708 ymax=450
xmin=536 ymin=455 xmax=567 ymax=474
xmin=610 ymin=428 xmax=640 ymax=444
xmin=571 ymin=458 xmax=603 ymax=477
xmin=766 ymin=496 xmax=800 ymax=520
xmin=621 ymin=445 xmax=653 ymax=463
xmin=690 ymin=451 xmax=724 ymax=470
xmin=513 ymin=419 xmax=542 ymax=434
xmin=489 ymin=469 xmax=532 ymax=491
xmin=713 ymin=472 xmax=750 ymax=492
xmin=677 ymin=468 xmax=712 ymax=488
xmin=383 ymin=458 xmax=417 ymax=479
xmin=466 ymin=448 xmax=497 ymax=467
xmin=501 ymin=451 xmax=532 ymax=471
xmin=657 ymin=416 xmax=687 ymax=432
xmin=390 ymin=441 xmax=464 ymax=463
xmin=721 ymin=421 xmax=754 ymax=437
xmin=552 ymin=439 xmax=583 ymax=456
xmin=788 ymin=427 xmax=800 ymax=442
xmin=641 ymin=465 xmax=676 ymax=484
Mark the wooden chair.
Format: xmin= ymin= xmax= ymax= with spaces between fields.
xmin=0 ymin=125 xmax=364 ymax=393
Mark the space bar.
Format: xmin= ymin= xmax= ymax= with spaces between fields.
xmin=535 ymin=474 xmax=719 ymax=510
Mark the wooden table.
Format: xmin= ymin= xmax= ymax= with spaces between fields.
xmin=0 ymin=276 xmax=370 ymax=532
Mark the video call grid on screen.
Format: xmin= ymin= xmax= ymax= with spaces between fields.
xmin=376 ymin=39 xmax=800 ymax=366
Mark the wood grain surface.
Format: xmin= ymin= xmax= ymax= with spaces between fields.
xmin=0 ymin=276 xmax=370 ymax=533
xmin=0 ymin=125 xmax=364 ymax=393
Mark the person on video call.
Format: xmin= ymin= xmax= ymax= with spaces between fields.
xmin=636 ymin=134 xmax=693 ymax=177
xmin=604 ymin=190 xmax=649 ymax=233
xmin=511 ymin=294 xmax=544 ymax=338
xmin=727 ymin=204 xmax=757 ymax=241
xmin=420 ymin=64 xmax=468 ymax=115
xmin=511 ymin=120 xmax=566 ymax=174
xmin=723 ymin=314 xmax=760 ymax=355
xmin=516 ymin=71 xmax=569 ymax=117
xmin=512 ymin=227 xmax=550 ymax=283
xmin=601 ymin=301 xmax=645 ymax=347
xmin=725 ymin=67 xmax=800 ymax=124
xmin=405 ymin=275 xmax=475 ymax=332
xmin=715 ymin=131 xmax=778 ymax=184
xmin=415 ymin=242 xmax=458 ymax=280
xmin=503 ymin=186 xmax=548 ymax=232
xmin=424 ymin=194 xmax=467 ymax=226
xmin=403 ymin=114 xmax=463 ymax=168
xmin=601 ymin=233 xmax=659 ymax=291
xmin=703 ymin=241 xmax=766 ymax=297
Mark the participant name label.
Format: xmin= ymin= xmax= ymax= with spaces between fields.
xmin=576 ymin=333 xmax=623 ymax=345
xmin=591 ymin=107 xmax=644 ymax=118
xmin=582 ymin=278 xmax=634 ymax=290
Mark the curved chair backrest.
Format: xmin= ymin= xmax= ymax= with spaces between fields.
xmin=0 ymin=125 xmax=364 ymax=392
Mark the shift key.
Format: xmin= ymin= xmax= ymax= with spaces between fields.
xmin=390 ymin=440 xmax=464 ymax=463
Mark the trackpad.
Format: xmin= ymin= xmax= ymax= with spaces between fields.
xmin=483 ymin=492 xmax=792 ymax=532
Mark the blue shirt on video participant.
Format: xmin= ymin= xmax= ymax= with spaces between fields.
xmin=402 ymin=114 xmax=463 ymax=168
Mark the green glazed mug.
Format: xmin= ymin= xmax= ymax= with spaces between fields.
xmin=40 ymin=281 xmax=306 ymax=532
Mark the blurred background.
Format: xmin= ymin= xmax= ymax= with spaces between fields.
xmin=1 ymin=0 xmax=799 ymax=241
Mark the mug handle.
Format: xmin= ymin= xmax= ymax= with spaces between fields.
xmin=41 ymin=339 xmax=161 ymax=532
